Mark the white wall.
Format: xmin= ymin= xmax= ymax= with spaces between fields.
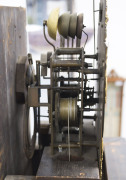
xmin=0 ymin=0 xmax=26 ymax=7
xmin=107 ymin=0 xmax=126 ymax=77
xmin=107 ymin=0 xmax=126 ymax=138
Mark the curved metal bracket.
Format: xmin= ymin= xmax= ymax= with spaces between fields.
xmin=43 ymin=20 xmax=55 ymax=51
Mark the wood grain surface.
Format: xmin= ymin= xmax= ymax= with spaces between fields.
xmin=0 ymin=6 xmax=32 ymax=180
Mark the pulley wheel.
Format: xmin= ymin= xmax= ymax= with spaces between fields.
xmin=76 ymin=13 xmax=83 ymax=39
xmin=47 ymin=8 xmax=59 ymax=40
xmin=58 ymin=12 xmax=70 ymax=39
xmin=68 ymin=13 xmax=77 ymax=39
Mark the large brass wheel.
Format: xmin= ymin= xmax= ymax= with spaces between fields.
xmin=16 ymin=55 xmax=36 ymax=159
xmin=23 ymin=106 xmax=37 ymax=159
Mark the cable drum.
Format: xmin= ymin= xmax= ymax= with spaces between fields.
xmin=59 ymin=98 xmax=78 ymax=126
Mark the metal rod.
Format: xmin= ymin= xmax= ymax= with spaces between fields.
xmin=85 ymin=53 xmax=98 ymax=59
xmin=52 ymin=60 xmax=81 ymax=68
xmin=54 ymin=144 xmax=80 ymax=148
xmin=93 ymin=0 xmax=96 ymax=54
xmin=83 ymin=69 xmax=100 ymax=74
xmin=82 ymin=30 xmax=88 ymax=49
xmin=54 ymin=58 xmax=79 ymax=60
xmin=67 ymin=37 xmax=69 ymax=47
xmin=94 ymin=10 xmax=101 ymax=12
xmin=60 ymin=36 xmax=65 ymax=47
xmin=54 ymin=68 xmax=100 ymax=74
xmin=76 ymin=38 xmax=81 ymax=47
xmin=39 ymin=103 xmax=49 ymax=107
xmin=56 ymin=48 xmax=82 ymax=55
xmin=80 ymin=49 xmax=84 ymax=155
xmin=57 ymin=77 xmax=81 ymax=82
xmin=93 ymin=0 xmax=96 ymax=71
xmin=37 ymin=115 xmax=49 ymax=117
xmin=54 ymin=69 xmax=80 ymax=73
xmin=72 ymin=38 xmax=74 ymax=47
xmin=36 ymin=61 xmax=41 ymax=148
xmin=82 ymin=108 xmax=102 ymax=111
xmin=68 ymin=98 xmax=70 ymax=161
xmin=83 ymin=115 xmax=96 ymax=120
xmin=54 ymin=53 xmax=97 ymax=60
xmin=37 ymin=85 xmax=50 ymax=89
xmin=50 ymin=58 xmax=54 ymax=154
xmin=53 ymin=77 xmax=99 ymax=82
xmin=52 ymin=86 xmax=80 ymax=90
xmin=82 ymin=141 xmax=97 ymax=146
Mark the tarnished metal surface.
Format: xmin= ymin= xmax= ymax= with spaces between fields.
xmin=59 ymin=98 xmax=77 ymax=123
xmin=36 ymin=146 xmax=100 ymax=179
xmin=41 ymin=54 xmax=47 ymax=76
xmin=58 ymin=12 xmax=70 ymax=39
xmin=52 ymin=60 xmax=81 ymax=68
xmin=76 ymin=13 xmax=83 ymax=39
xmin=36 ymin=120 xmax=99 ymax=179
xmin=56 ymin=48 xmax=82 ymax=55
xmin=96 ymin=0 xmax=107 ymax=177
xmin=0 ymin=6 xmax=32 ymax=179
xmin=68 ymin=13 xmax=77 ymax=39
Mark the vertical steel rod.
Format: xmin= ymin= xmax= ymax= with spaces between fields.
xmin=36 ymin=61 xmax=40 ymax=148
xmin=50 ymin=57 xmax=54 ymax=155
xmin=72 ymin=38 xmax=74 ymax=47
xmin=93 ymin=0 xmax=96 ymax=72
xmin=68 ymin=98 xmax=70 ymax=161
xmin=80 ymin=49 xmax=84 ymax=155
xmin=93 ymin=0 xmax=96 ymax=54
xmin=67 ymin=37 xmax=69 ymax=47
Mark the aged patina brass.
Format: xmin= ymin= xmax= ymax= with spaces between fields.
xmin=68 ymin=13 xmax=77 ymax=39
xmin=47 ymin=8 xmax=59 ymax=40
xmin=59 ymin=98 xmax=77 ymax=122
xmin=58 ymin=12 xmax=70 ymax=39
xmin=76 ymin=13 xmax=83 ymax=39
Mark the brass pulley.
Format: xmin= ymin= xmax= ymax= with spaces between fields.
xmin=47 ymin=8 xmax=59 ymax=40
xmin=46 ymin=9 xmax=84 ymax=40
xmin=59 ymin=98 xmax=77 ymax=123
xmin=58 ymin=12 xmax=70 ymax=39
xmin=55 ymin=94 xmax=78 ymax=126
